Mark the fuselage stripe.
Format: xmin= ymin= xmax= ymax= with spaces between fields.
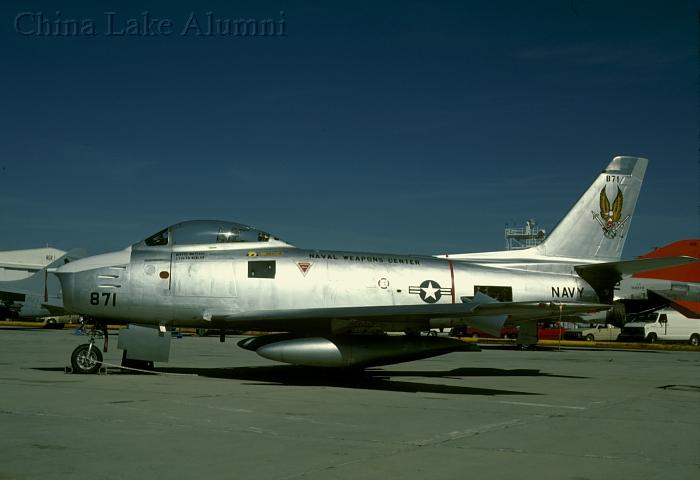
xmin=447 ymin=258 xmax=456 ymax=304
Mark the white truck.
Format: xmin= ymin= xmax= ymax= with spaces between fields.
xmin=619 ymin=309 xmax=700 ymax=346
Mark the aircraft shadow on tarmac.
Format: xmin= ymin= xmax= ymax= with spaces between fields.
xmin=30 ymin=365 xmax=546 ymax=395
xmin=154 ymin=365 xmax=554 ymax=396
xmin=33 ymin=364 xmax=587 ymax=396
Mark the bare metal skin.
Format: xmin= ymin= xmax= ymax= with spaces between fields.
xmin=54 ymin=156 xmax=691 ymax=368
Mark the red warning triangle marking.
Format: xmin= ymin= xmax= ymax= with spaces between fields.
xmin=297 ymin=262 xmax=312 ymax=276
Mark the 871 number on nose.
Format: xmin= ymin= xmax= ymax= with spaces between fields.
xmin=90 ymin=292 xmax=116 ymax=306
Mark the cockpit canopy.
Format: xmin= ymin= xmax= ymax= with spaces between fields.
xmin=140 ymin=220 xmax=287 ymax=248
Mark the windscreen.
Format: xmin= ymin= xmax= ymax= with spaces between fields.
xmin=172 ymin=221 xmax=272 ymax=245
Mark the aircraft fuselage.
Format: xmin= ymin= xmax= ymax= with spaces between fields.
xmin=57 ymin=242 xmax=597 ymax=333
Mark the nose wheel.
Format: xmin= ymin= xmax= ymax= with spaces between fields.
xmin=69 ymin=319 xmax=108 ymax=374
xmin=70 ymin=343 xmax=103 ymax=374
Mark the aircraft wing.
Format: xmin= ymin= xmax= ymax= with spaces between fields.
xmin=213 ymin=300 xmax=610 ymax=332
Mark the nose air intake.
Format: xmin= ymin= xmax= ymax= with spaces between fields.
xmin=52 ymin=247 xmax=132 ymax=313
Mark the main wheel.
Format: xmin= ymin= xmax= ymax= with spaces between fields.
xmin=71 ymin=344 xmax=103 ymax=374
xmin=646 ymin=333 xmax=658 ymax=344
xmin=471 ymin=333 xmax=479 ymax=339
xmin=585 ymin=334 xmax=595 ymax=342
xmin=689 ymin=334 xmax=700 ymax=347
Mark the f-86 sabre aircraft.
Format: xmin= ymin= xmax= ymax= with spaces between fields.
xmin=53 ymin=156 xmax=694 ymax=373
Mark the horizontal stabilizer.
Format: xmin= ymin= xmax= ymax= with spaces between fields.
xmin=647 ymin=289 xmax=700 ymax=319
xmin=577 ymin=256 xmax=699 ymax=277
xmin=575 ymin=256 xmax=699 ymax=303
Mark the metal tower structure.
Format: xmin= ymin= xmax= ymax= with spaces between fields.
xmin=504 ymin=219 xmax=546 ymax=250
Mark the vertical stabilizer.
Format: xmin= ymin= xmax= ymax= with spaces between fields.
xmin=539 ymin=156 xmax=647 ymax=261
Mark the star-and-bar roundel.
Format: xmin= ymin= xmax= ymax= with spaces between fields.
xmin=409 ymin=280 xmax=452 ymax=303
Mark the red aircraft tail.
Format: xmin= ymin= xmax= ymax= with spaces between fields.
xmin=634 ymin=240 xmax=700 ymax=316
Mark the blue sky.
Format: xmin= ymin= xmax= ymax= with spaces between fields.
xmin=0 ymin=0 xmax=698 ymax=257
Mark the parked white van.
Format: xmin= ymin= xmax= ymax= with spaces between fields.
xmin=620 ymin=309 xmax=700 ymax=346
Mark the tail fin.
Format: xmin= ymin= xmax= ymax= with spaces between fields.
xmin=538 ymin=156 xmax=647 ymax=261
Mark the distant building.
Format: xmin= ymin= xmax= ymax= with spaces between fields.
xmin=0 ymin=247 xmax=66 ymax=281
xmin=504 ymin=219 xmax=546 ymax=250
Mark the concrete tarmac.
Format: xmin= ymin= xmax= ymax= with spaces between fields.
xmin=1 ymin=329 xmax=699 ymax=480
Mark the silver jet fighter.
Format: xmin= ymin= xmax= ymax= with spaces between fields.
xmin=53 ymin=156 xmax=694 ymax=373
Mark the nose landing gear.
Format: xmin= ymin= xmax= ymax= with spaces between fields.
xmin=70 ymin=343 xmax=103 ymax=374
xmin=69 ymin=320 xmax=108 ymax=374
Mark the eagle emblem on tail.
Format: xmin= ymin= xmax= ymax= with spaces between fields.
xmin=592 ymin=186 xmax=630 ymax=239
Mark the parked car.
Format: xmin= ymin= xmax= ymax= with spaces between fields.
xmin=450 ymin=323 xmax=569 ymax=341
xmin=536 ymin=323 xmax=567 ymax=340
xmin=564 ymin=324 xmax=621 ymax=342
xmin=619 ymin=308 xmax=700 ymax=345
